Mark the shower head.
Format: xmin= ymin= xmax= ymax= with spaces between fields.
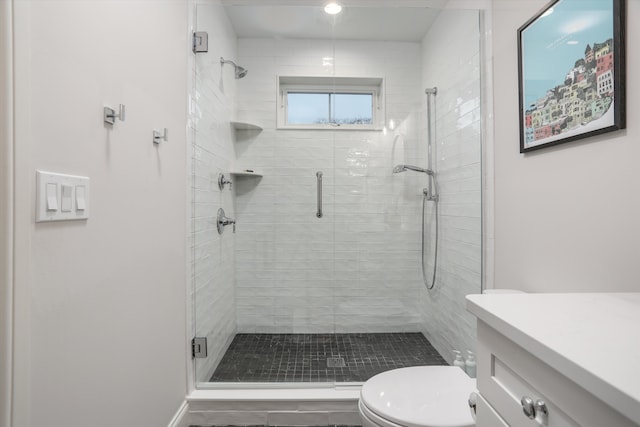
xmin=392 ymin=164 xmax=434 ymax=175
xmin=220 ymin=57 xmax=248 ymax=79
xmin=234 ymin=66 xmax=248 ymax=79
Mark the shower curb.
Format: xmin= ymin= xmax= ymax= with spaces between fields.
xmin=181 ymin=388 xmax=361 ymax=427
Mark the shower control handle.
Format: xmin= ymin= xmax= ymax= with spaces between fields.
xmin=218 ymin=173 xmax=232 ymax=190
xmin=217 ymin=208 xmax=236 ymax=234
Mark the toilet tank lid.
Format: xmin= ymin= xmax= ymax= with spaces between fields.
xmin=360 ymin=366 xmax=475 ymax=427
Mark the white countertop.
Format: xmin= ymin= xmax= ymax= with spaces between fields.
xmin=466 ymin=292 xmax=640 ymax=425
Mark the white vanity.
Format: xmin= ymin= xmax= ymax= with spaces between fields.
xmin=466 ymin=293 xmax=640 ymax=427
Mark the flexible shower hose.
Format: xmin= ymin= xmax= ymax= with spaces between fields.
xmin=421 ymin=180 xmax=438 ymax=290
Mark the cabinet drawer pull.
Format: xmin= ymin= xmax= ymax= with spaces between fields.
xmin=521 ymin=396 xmax=536 ymax=419
xmin=535 ymin=399 xmax=549 ymax=425
xmin=521 ymin=396 xmax=549 ymax=425
xmin=468 ymin=392 xmax=478 ymax=415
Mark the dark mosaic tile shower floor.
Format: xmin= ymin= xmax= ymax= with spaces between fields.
xmin=210 ymin=333 xmax=446 ymax=383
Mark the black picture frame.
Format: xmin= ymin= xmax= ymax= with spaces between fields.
xmin=517 ymin=0 xmax=626 ymax=153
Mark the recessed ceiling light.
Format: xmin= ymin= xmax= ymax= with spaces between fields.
xmin=567 ymin=40 xmax=579 ymax=45
xmin=324 ymin=2 xmax=342 ymax=15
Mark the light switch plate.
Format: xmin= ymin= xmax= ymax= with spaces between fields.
xmin=36 ymin=171 xmax=90 ymax=222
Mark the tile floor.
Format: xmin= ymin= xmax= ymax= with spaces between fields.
xmin=210 ymin=333 xmax=446 ymax=383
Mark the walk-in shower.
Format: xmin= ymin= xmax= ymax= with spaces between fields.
xmin=190 ymin=2 xmax=483 ymax=388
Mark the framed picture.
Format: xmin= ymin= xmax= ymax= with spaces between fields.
xmin=518 ymin=0 xmax=626 ymax=153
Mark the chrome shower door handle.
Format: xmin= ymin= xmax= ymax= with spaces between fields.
xmin=316 ymin=171 xmax=323 ymax=218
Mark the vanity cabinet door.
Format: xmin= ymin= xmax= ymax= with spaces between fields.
xmin=475 ymin=392 xmax=509 ymax=427
xmin=476 ymin=321 xmax=637 ymax=427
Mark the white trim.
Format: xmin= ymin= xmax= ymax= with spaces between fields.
xmin=167 ymin=400 xmax=190 ymax=427
xmin=11 ymin=1 xmax=32 ymax=425
xmin=480 ymin=5 xmax=496 ymax=291
xmin=0 ymin=2 xmax=14 ymax=427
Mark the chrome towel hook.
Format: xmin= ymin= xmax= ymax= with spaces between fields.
xmin=153 ymin=128 xmax=168 ymax=144
xmin=103 ymin=104 xmax=125 ymax=125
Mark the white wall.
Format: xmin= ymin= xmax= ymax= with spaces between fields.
xmin=12 ymin=1 xmax=188 ymax=426
xmin=492 ymin=0 xmax=640 ymax=292
xmin=234 ymin=38 xmax=425 ymax=332
xmin=191 ymin=1 xmax=238 ymax=383
xmin=419 ymin=9 xmax=482 ymax=363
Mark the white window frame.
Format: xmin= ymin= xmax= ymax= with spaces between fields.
xmin=277 ymin=76 xmax=385 ymax=130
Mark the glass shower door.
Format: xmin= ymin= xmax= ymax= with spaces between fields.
xmin=191 ymin=3 xmax=241 ymax=384
xmin=190 ymin=2 xmax=484 ymax=387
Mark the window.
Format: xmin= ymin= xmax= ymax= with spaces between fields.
xmin=278 ymin=76 xmax=384 ymax=130
xmin=287 ymin=92 xmax=373 ymax=125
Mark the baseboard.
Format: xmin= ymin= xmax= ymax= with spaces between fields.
xmin=168 ymin=400 xmax=189 ymax=427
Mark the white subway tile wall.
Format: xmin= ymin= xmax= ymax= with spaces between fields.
xmin=191 ymin=3 xmax=239 ymax=383
xmin=234 ymin=37 xmax=428 ymax=333
xmin=419 ymin=10 xmax=483 ymax=363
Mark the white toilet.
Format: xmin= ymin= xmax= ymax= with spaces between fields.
xmin=358 ymin=366 xmax=476 ymax=427
xmin=358 ymin=289 xmax=524 ymax=427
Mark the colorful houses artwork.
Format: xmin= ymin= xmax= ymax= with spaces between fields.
xmin=523 ymin=38 xmax=614 ymax=147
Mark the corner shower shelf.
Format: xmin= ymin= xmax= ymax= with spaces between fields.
xmin=230 ymin=169 xmax=263 ymax=178
xmin=231 ymin=121 xmax=262 ymax=131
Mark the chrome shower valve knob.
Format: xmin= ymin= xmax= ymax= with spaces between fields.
xmin=216 ymin=208 xmax=236 ymax=235
xmin=218 ymin=173 xmax=232 ymax=190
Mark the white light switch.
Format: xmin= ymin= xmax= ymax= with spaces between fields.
xmin=61 ymin=185 xmax=72 ymax=212
xmin=76 ymin=185 xmax=86 ymax=211
xmin=46 ymin=183 xmax=58 ymax=211
xmin=36 ymin=171 xmax=90 ymax=222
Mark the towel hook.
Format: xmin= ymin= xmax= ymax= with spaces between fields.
xmin=153 ymin=128 xmax=168 ymax=144
xmin=103 ymin=104 xmax=125 ymax=125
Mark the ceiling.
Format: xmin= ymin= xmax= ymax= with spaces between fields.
xmin=222 ymin=4 xmax=443 ymax=42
